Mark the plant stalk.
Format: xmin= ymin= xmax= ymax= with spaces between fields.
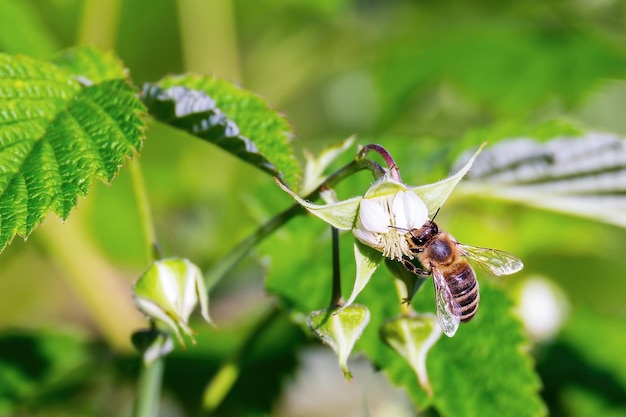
xmin=128 ymin=158 xmax=166 ymax=417
xmin=358 ymin=144 xmax=402 ymax=182
xmin=128 ymin=159 xmax=162 ymax=261
xmin=330 ymin=226 xmax=342 ymax=306
xmin=132 ymin=358 xmax=164 ymax=417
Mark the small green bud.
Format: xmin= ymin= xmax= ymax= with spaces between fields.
xmin=306 ymin=304 xmax=370 ymax=381
xmin=133 ymin=258 xmax=213 ymax=348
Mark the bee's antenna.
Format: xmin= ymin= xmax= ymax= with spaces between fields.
xmin=430 ymin=207 xmax=441 ymax=223
xmin=388 ymin=225 xmax=410 ymax=232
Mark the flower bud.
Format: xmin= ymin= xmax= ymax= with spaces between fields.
xmin=133 ymin=258 xmax=212 ymax=348
xmin=306 ymin=304 xmax=370 ymax=381
xmin=380 ymin=314 xmax=442 ymax=396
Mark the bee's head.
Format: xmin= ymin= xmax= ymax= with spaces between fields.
xmin=410 ymin=221 xmax=439 ymax=246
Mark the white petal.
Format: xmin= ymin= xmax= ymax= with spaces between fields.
xmin=157 ymin=262 xmax=182 ymax=312
xmin=353 ymin=226 xmax=382 ymax=250
xmin=391 ymin=192 xmax=410 ymax=229
xmin=180 ymin=260 xmax=200 ymax=322
xmin=358 ymin=198 xmax=391 ymax=233
xmin=134 ymin=296 xmax=185 ymax=346
xmin=402 ymin=191 xmax=429 ymax=229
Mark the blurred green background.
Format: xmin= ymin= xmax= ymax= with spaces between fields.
xmin=1 ymin=0 xmax=626 ymax=416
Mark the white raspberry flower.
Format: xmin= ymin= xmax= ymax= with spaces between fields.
xmin=353 ymin=189 xmax=428 ymax=260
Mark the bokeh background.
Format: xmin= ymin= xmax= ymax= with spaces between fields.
xmin=1 ymin=0 xmax=626 ymax=416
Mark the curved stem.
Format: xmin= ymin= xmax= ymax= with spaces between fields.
xmin=358 ymin=144 xmax=402 ymax=182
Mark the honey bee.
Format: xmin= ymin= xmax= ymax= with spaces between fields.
xmin=396 ymin=216 xmax=523 ymax=337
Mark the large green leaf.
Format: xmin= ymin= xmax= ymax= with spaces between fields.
xmin=456 ymin=134 xmax=626 ymax=228
xmin=356 ymin=271 xmax=545 ymax=416
xmin=142 ymin=75 xmax=301 ymax=189
xmin=0 ymin=47 xmax=146 ymax=252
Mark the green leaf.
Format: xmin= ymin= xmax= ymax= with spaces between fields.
xmin=0 ymin=49 xmax=145 ymax=252
xmin=52 ymin=46 xmax=129 ymax=83
xmin=456 ymin=134 xmax=626 ymax=228
xmin=355 ymin=270 xmax=545 ymax=416
xmin=142 ymin=75 xmax=301 ymax=188
xmin=427 ymin=284 xmax=545 ymax=417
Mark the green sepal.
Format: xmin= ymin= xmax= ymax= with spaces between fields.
xmin=275 ymin=178 xmax=361 ymax=230
xmin=380 ymin=314 xmax=442 ymax=396
xmin=306 ymin=304 xmax=371 ymax=381
xmin=385 ymin=257 xmax=428 ymax=304
xmin=408 ymin=144 xmax=484 ymax=214
xmin=335 ymin=240 xmax=383 ymax=314
xmin=131 ymin=328 xmax=174 ymax=366
xmin=363 ymin=173 xmax=407 ymax=198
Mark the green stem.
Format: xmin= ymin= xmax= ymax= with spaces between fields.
xmin=128 ymin=159 xmax=162 ymax=261
xmin=128 ymin=159 xmax=166 ymax=417
xmin=78 ymin=0 xmax=121 ymax=48
xmin=202 ymin=305 xmax=281 ymax=414
xmin=177 ymin=0 xmax=241 ymax=81
xmin=330 ymin=226 xmax=342 ymax=307
xmin=132 ymin=358 xmax=164 ymax=417
xmin=358 ymin=143 xmax=401 ymax=182
xmin=204 ymin=158 xmax=382 ymax=291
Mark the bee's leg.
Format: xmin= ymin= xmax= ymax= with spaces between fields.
xmin=400 ymin=259 xmax=430 ymax=277
xmin=399 ymin=259 xmax=430 ymax=305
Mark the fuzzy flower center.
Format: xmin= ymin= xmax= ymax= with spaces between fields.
xmin=352 ymin=190 xmax=428 ymax=260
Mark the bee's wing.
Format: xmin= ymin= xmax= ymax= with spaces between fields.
xmin=458 ymin=244 xmax=524 ymax=276
xmin=433 ymin=268 xmax=462 ymax=337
